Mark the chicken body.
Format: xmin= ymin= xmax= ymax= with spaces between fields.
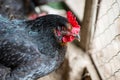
xmin=0 ymin=15 xmax=67 ymax=80
xmin=0 ymin=0 xmax=25 ymax=19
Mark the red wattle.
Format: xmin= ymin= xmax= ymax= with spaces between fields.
xmin=62 ymin=36 xmax=75 ymax=42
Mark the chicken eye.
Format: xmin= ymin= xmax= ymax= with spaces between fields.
xmin=62 ymin=26 xmax=67 ymax=31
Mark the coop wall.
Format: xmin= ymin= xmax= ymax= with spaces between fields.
xmin=90 ymin=0 xmax=120 ymax=80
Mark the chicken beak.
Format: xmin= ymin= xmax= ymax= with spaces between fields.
xmin=75 ymin=34 xmax=80 ymax=42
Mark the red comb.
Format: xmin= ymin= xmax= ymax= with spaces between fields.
xmin=62 ymin=11 xmax=81 ymax=43
xmin=67 ymin=11 xmax=80 ymax=34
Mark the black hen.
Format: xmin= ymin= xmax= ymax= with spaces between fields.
xmin=0 ymin=14 xmax=80 ymax=80
xmin=0 ymin=0 xmax=64 ymax=19
xmin=0 ymin=0 xmax=25 ymax=19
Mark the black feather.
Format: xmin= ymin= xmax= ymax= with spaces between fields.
xmin=0 ymin=15 xmax=67 ymax=80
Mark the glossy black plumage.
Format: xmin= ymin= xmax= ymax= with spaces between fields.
xmin=0 ymin=0 xmax=25 ymax=19
xmin=0 ymin=15 xmax=68 ymax=80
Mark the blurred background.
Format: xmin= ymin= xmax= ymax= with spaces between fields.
xmin=0 ymin=0 xmax=120 ymax=80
